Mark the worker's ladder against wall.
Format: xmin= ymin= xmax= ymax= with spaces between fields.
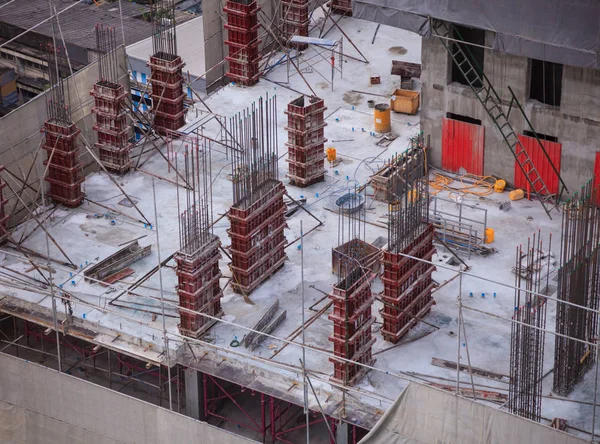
xmin=431 ymin=20 xmax=569 ymax=219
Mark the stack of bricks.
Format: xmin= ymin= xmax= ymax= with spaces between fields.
xmin=175 ymin=234 xmax=224 ymax=338
xmin=380 ymin=224 xmax=436 ymax=343
xmin=330 ymin=0 xmax=352 ymax=15
xmin=224 ymin=0 xmax=261 ymax=86
xmin=329 ymin=268 xmax=376 ymax=385
xmin=0 ymin=166 xmax=8 ymax=245
xmin=285 ymin=95 xmax=327 ymax=187
xmin=42 ymin=120 xmax=85 ymax=208
xmin=90 ymin=82 xmax=132 ymax=174
xmin=228 ymin=181 xmax=287 ymax=294
xmin=148 ymin=55 xmax=186 ymax=135
xmin=281 ymin=0 xmax=309 ymax=49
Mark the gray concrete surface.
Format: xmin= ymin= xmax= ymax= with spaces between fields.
xmin=0 ymin=353 xmax=257 ymax=444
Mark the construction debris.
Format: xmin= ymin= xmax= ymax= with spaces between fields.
xmin=84 ymin=241 xmax=151 ymax=283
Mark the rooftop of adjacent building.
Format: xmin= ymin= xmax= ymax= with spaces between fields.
xmin=0 ymin=0 xmax=197 ymax=51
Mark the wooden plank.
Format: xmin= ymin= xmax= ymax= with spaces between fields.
xmin=84 ymin=241 xmax=151 ymax=282
xmin=428 ymin=382 xmax=508 ymax=402
xmin=243 ymin=300 xmax=279 ymax=348
xmin=391 ymin=60 xmax=421 ymax=78
xmin=249 ymin=310 xmax=287 ymax=350
xmin=100 ymin=268 xmax=135 ymax=287
xmin=431 ymin=357 xmax=511 ymax=383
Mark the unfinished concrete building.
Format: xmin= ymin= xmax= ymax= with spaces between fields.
xmin=4 ymin=3 xmax=600 ymax=443
xmin=285 ymin=95 xmax=327 ymax=187
xmin=354 ymin=0 xmax=600 ymax=196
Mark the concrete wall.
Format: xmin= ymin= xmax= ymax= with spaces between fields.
xmin=421 ymin=31 xmax=600 ymax=193
xmin=203 ymin=0 xmax=226 ymax=92
xmin=0 ymin=46 xmax=129 ymax=222
xmin=0 ymin=353 xmax=257 ymax=444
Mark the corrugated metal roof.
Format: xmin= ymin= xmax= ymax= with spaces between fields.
xmin=126 ymin=15 xmax=205 ymax=76
xmin=0 ymin=0 xmax=195 ymax=51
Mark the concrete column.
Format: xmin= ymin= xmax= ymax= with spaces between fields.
xmin=336 ymin=420 xmax=349 ymax=444
xmin=184 ymin=368 xmax=206 ymax=421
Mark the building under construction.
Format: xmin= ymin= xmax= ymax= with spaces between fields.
xmin=1 ymin=1 xmax=600 ymax=444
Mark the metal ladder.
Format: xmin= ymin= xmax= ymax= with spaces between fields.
xmin=431 ymin=20 xmax=568 ymax=219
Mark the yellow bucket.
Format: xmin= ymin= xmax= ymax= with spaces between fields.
xmin=326 ymin=147 xmax=337 ymax=162
xmin=485 ymin=228 xmax=495 ymax=244
xmin=494 ymin=179 xmax=506 ymax=193
xmin=374 ymin=103 xmax=391 ymax=133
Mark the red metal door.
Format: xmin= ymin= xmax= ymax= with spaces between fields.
xmin=594 ymin=152 xmax=600 ymax=206
xmin=441 ymin=117 xmax=485 ymax=176
xmin=513 ymin=135 xmax=562 ymax=195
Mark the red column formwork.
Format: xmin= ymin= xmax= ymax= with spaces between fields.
xmin=380 ymin=224 xmax=437 ymax=343
xmin=285 ymin=95 xmax=327 ymax=187
xmin=224 ymin=0 xmax=261 ymax=86
xmin=42 ymin=120 xmax=85 ymax=208
xmin=329 ymin=268 xmax=376 ymax=385
xmin=148 ymin=55 xmax=186 ymax=135
xmin=330 ymin=0 xmax=352 ymax=16
xmin=90 ymin=82 xmax=132 ymax=174
xmin=175 ymin=234 xmax=224 ymax=338
xmin=281 ymin=0 xmax=309 ymax=49
xmin=227 ymin=181 xmax=288 ymax=294
xmin=0 ymin=166 xmax=8 ymax=245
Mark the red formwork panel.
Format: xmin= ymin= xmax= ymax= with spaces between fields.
xmin=148 ymin=56 xmax=186 ymax=135
xmin=228 ymin=181 xmax=288 ymax=295
xmin=441 ymin=117 xmax=485 ymax=176
xmin=330 ymin=0 xmax=352 ymax=15
xmin=224 ymin=0 xmax=261 ymax=86
xmin=175 ymin=236 xmax=224 ymax=338
xmin=43 ymin=119 xmax=84 ymax=208
xmin=285 ymin=96 xmax=327 ymax=187
xmin=0 ymin=166 xmax=8 ymax=245
xmin=595 ymin=153 xmax=600 ymax=207
xmin=513 ymin=134 xmax=562 ymax=195
xmin=380 ymin=224 xmax=437 ymax=343
xmin=328 ymin=269 xmax=376 ymax=385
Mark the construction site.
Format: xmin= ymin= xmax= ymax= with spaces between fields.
xmin=0 ymin=1 xmax=599 ymax=443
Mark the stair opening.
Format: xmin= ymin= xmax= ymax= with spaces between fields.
xmin=529 ymin=59 xmax=562 ymax=107
xmin=523 ymin=130 xmax=558 ymax=143
xmin=451 ymin=25 xmax=485 ymax=89
xmin=446 ymin=112 xmax=481 ymax=126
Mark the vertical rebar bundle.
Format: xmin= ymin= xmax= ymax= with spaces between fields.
xmin=229 ymin=94 xmax=279 ymax=208
xmin=509 ymin=231 xmax=550 ymax=422
xmin=329 ymin=187 xmax=376 ymax=385
xmin=553 ymin=179 xmax=600 ymax=395
xmin=380 ymin=143 xmax=436 ymax=343
xmin=44 ymin=43 xmax=71 ymax=125
xmin=150 ymin=0 xmax=178 ymax=60
xmin=387 ymin=144 xmax=429 ymax=254
xmin=178 ymin=138 xmax=213 ymax=254
xmin=174 ymin=135 xmax=223 ymax=338
xmin=335 ymin=187 xmax=367 ymax=287
xmin=95 ymin=25 xmax=120 ymax=85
